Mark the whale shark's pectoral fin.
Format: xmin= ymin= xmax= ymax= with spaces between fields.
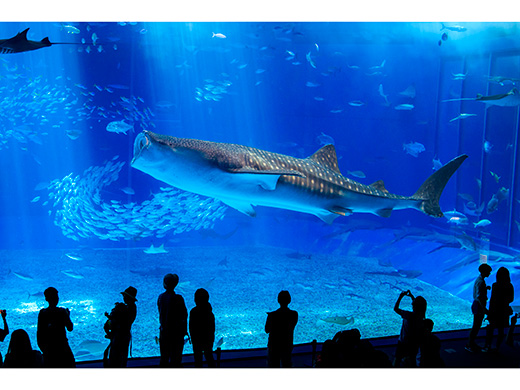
xmin=316 ymin=207 xmax=353 ymax=224
xmin=230 ymin=167 xmax=305 ymax=191
xmin=221 ymin=199 xmax=257 ymax=217
xmin=375 ymin=208 xmax=393 ymax=218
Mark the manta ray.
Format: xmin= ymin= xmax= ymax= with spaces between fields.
xmin=131 ymin=131 xmax=467 ymax=223
xmin=0 ymin=28 xmax=75 ymax=54
xmin=442 ymin=88 xmax=520 ymax=107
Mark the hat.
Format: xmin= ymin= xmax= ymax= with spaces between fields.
xmin=121 ymin=286 xmax=138 ymax=302
xmin=163 ymin=273 xmax=179 ymax=290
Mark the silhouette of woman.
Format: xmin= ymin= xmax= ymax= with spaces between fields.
xmin=3 ymin=329 xmax=43 ymax=368
xmin=485 ymin=267 xmax=514 ymax=352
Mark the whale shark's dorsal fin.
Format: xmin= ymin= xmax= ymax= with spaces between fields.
xmin=307 ymin=144 xmax=341 ymax=174
xmin=369 ymin=180 xmax=389 ymax=193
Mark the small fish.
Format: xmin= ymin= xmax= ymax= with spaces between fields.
xmin=474 ymin=219 xmax=491 ymax=228
xmin=476 ymin=178 xmax=482 ymax=189
xmin=61 ymin=269 xmax=84 ymax=279
xmin=30 ymin=196 xmax=40 ymax=203
xmin=306 ymin=52 xmax=316 ymax=68
xmin=305 ymin=81 xmax=320 ymax=87
xmin=65 ymin=253 xmax=83 ymax=261
xmin=399 ymin=84 xmax=416 ymax=99
xmin=432 ymin=157 xmax=442 ymax=171
xmin=255 ymin=69 xmax=266 ymax=74
xmin=449 ymin=113 xmax=477 ymax=122
xmin=378 ymin=84 xmax=390 ymax=105
xmin=212 ymin=32 xmax=226 ymax=39
xmin=394 ymin=104 xmax=414 ymax=110
xmin=457 ymin=193 xmax=473 ymax=201
xmin=91 ymin=33 xmax=98 ymax=46
xmin=451 ymin=72 xmax=467 ymax=80
xmin=441 ymin=32 xmax=448 ymax=41
xmin=348 ymin=100 xmax=364 ymax=107
xmin=11 ymin=270 xmax=34 ymax=281
xmin=106 ymin=120 xmax=133 ymax=135
xmin=440 ymin=23 xmax=467 ymax=32
xmin=484 ymin=140 xmax=493 ymax=153
xmin=403 ymin=141 xmax=425 ymax=157
xmin=121 ymin=187 xmax=135 ymax=195
xmin=330 ymin=109 xmax=343 ymax=113
xmin=61 ymin=24 xmax=80 ymax=34
xmin=314 ymin=43 xmax=319 ymax=51
xmin=314 ymin=96 xmax=324 ymax=101
xmin=319 ymin=316 xmax=354 ymax=326
xmin=347 ymin=170 xmax=366 ymax=179
xmin=316 ymin=132 xmax=335 ymax=145
xmin=66 ymin=129 xmax=82 ymax=140
xmin=490 ymin=171 xmax=501 ymax=183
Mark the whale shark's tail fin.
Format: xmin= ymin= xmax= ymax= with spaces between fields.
xmin=413 ymin=154 xmax=468 ymax=217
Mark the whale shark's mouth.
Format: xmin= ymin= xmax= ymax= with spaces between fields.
xmin=131 ymin=131 xmax=151 ymax=165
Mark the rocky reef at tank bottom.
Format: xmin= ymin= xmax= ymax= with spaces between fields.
xmin=0 ymin=240 xmax=473 ymax=362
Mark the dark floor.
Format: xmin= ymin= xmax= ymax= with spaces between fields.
xmin=76 ymin=327 xmax=520 ymax=368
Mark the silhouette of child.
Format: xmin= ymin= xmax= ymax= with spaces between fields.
xmin=0 ymin=309 xmax=9 ymax=367
xmin=36 ymin=287 xmax=75 ymax=367
xmin=418 ymin=319 xmax=444 ymax=367
xmin=157 ymin=273 xmax=187 ymax=367
xmin=189 ymin=288 xmax=216 ymax=368
xmin=466 ymin=263 xmax=492 ymax=353
xmin=104 ymin=286 xmax=138 ymax=367
xmin=3 ymin=329 xmax=43 ymax=368
xmin=265 ymin=290 xmax=298 ymax=368
xmin=393 ymin=290 xmax=427 ymax=367
xmin=484 ymin=266 xmax=514 ymax=352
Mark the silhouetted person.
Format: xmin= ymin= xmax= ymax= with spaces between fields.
xmin=418 ymin=319 xmax=444 ymax=367
xmin=485 ymin=266 xmax=514 ymax=352
xmin=393 ymin=290 xmax=427 ymax=367
xmin=3 ymin=329 xmax=43 ymax=368
xmin=314 ymin=339 xmax=341 ymax=368
xmin=466 ymin=263 xmax=492 ymax=353
xmin=158 ymin=273 xmax=188 ymax=367
xmin=0 ymin=309 xmax=9 ymax=367
xmin=37 ymin=287 xmax=75 ymax=367
xmin=104 ymin=286 xmax=138 ymax=367
xmin=506 ymin=313 xmax=519 ymax=347
xmin=189 ymin=288 xmax=216 ymax=368
xmin=265 ymin=290 xmax=298 ymax=368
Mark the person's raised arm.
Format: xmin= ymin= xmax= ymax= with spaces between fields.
xmin=394 ymin=291 xmax=408 ymax=314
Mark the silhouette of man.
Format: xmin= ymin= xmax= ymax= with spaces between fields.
xmin=466 ymin=263 xmax=492 ymax=353
xmin=158 ymin=273 xmax=188 ymax=367
xmin=189 ymin=288 xmax=216 ymax=368
xmin=265 ymin=290 xmax=298 ymax=368
xmin=36 ymin=287 xmax=75 ymax=368
xmin=104 ymin=286 xmax=138 ymax=367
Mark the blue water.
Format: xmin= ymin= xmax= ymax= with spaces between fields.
xmin=1 ymin=22 xmax=520 ymax=361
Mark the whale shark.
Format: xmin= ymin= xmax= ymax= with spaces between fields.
xmin=0 ymin=28 xmax=76 ymax=54
xmin=131 ymin=131 xmax=467 ymax=223
xmin=442 ymin=88 xmax=520 ymax=107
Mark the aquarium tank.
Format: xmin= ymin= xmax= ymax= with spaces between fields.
xmin=1 ymin=21 xmax=520 ymax=362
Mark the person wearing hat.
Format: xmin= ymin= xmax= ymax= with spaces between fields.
xmin=36 ymin=287 xmax=75 ymax=367
xmin=104 ymin=286 xmax=138 ymax=367
xmin=157 ymin=273 xmax=188 ymax=367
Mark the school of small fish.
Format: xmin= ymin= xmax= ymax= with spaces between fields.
xmin=40 ymin=157 xmax=227 ymax=241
